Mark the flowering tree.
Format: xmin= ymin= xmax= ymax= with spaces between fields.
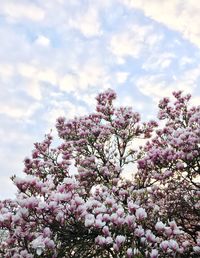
xmin=0 ymin=89 xmax=199 ymax=258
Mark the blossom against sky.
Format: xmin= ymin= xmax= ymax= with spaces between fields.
xmin=0 ymin=0 xmax=200 ymax=199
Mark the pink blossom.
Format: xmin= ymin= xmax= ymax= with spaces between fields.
xmin=169 ymin=239 xmax=179 ymax=251
xmin=135 ymin=207 xmax=147 ymax=220
xmin=127 ymin=248 xmax=133 ymax=257
xmin=160 ymin=240 xmax=169 ymax=252
xmin=155 ymin=221 xmax=165 ymax=232
xmin=150 ymin=249 xmax=158 ymax=258
xmin=115 ymin=235 xmax=126 ymax=247
xmin=134 ymin=226 xmax=144 ymax=237
xmin=0 ymin=90 xmax=199 ymax=257
xmin=193 ymin=246 xmax=200 ymax=253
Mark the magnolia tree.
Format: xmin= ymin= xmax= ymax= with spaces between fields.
xmin=0 ymin=90 xmax=199 ymax=258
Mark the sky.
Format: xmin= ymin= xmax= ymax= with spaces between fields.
xmin=1 ymin=0 xmax=200 ymax=199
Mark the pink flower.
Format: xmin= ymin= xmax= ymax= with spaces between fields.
xmin=102 ymin=226 xmax=110 ymax=236
xmin=146 ymin=230 xmax=156 ymax=243
xmin=128 ymin=202 xmax=139 ymax=213
xmin=160 ymin=240 xmax=169 ymax=252
xmin=155 ymin=221 xmax=165 ymax=232
xmin=165 ymin=227 xmax=173 ymax=237
xmin=135 ymin=207 xmax=147 ymax=220
xmin=134 ymin=226 xmax=144 ymax=237
xmin=95 ymin=236 xmax=106 ymax=246
xmin=169 ymin=239 xmax=179 ymax=251
xmin=127 ymin=248 xmax=133 ymax=257
xmin=95 ymin=218 xmax=106 ymax=228
xmin=115 ymin=235 xmax=126 ymax=248
xmin=85 ymin=214 xmax=95 ymax=227
xmin=150 ymin=249 xmax=158 ymax=258
xmin=105 ymin=236 xmax=113 ymax=245
xmin=193 ymin=246 xmax=200 ymax=253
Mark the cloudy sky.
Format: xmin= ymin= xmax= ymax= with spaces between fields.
xmin=1 ymin=0 xmax=200 ymax=199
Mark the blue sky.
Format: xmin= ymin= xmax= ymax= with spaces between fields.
xmin=1 ymin=0 xmax=200 ymax=199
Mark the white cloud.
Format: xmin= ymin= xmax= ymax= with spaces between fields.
xmin=35 ymin=35 xmax=50 ymax=47
xmin=0 ymin=99 xmax=42 ymax=120
xmin=79 ymin=62 xmax=108 ymax=89
xmin=59 ymin=74 xmax=77 ymax=93
xmin=44 ymin=100 xmax=88 ymax=128
xmin=109 ymin=24 xmax=159 ymax=61
xmin=136 ymin=76 xmax=174 ymax=101
xmin=0 ymin=1 xmax=45 ymax=22
xmin=122 ymin=0 xmax=200 ymax=48
xmin=116 ymin=72 xmax=129 ymax=84
xmin=142 ymin=52 xmax=175 ymax=71
xmin=181 ymin=67 xmax=200 ymax=87
xmin=110 ymin=33 xmax=138 ymax=58
xmin=0 ymin=176 xmax=17 ymax=199
xmin=18 ymin=63 xmax=37 ymax=78
xmin=59 ymin=61 xmax=109 ymax=93
xmin=0 ymin=127 xmax=34 ymax=146
xmin=18 ymin=63 xmax=57 ymax=84
xmin=17 ymin=63 xmax=58 ymax=100
xmin=17 ymin=59 xmax=108 ymax=99
xmin=0 ymin=128 xmax=40 ymax=199
xmin=116 ymin=95 xmax=145 ymax=111
xmin=136 ymin=66 xmax=200 ymax=101
xmin=179 ymin=56 xmax=194 ymax=67
xmin=191 ymin=96 xmax=200 ymax=107
xmin=78 ymin=93 xmax=97 ymax=107
xmin=27 ymin=81 xmax=43 ymax=101
xmin=0 ymin=63 xmax=14 ymax=80
xmin=69 ymin=6 xmax=102 ymax=37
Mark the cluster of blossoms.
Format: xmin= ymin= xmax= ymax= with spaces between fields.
xmin=0 ymin=89 xmax=199 ymax=257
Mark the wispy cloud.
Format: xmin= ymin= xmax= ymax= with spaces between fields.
xmin=142 ymin=52 xmax=176 ymax=71
xmin=109 ymin=24 xmax=160 ymax=62
xmin=136 ymin=65 xmax=200 ymax=102
xmin=0 ymin=1 xmax=45 ymax=22
xmin=122 ymin=0 xmax=200 ymax=48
